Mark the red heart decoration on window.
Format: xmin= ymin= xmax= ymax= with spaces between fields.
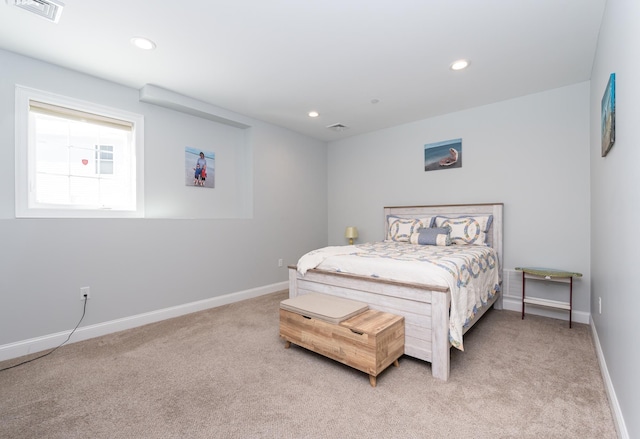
xmin=82 ymin=159 xmax=88 ymax=165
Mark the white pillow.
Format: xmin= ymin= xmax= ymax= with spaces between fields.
xmin=434 ymin=215 xmax=493 ymax=245
xmin=386 ymin=216 xmax=434 ymax=242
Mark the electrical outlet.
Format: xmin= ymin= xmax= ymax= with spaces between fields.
xmin=278 ymin=258 xmax=283 ymax=267
xmin=80 ymin=286 xmax=91 ymax=300
xmin=598 ymin=297 xmax=602 ymax=314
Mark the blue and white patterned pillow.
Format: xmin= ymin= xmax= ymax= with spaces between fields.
xmin=434 ymin=215 xmax=493 ymax=245
xmin=409 ymin=227 xmax=451 ymax=246
xmin=386 ymin=216 xmax=434 ymax=242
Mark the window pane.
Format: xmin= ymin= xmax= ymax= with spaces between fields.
xmin=70 ymin=145 xmax=95 ymax=176
xmin=69 ymin=176 xmax=99 ymax=205
xmin=36 ymin=174 xmax=70 ymax=205
xmin=96 ymin=145 xmax=115 ymax=175
xmin=33 ymin=113 xmax=131 ymax=206
xmin=36 ymin=140 xmax=69 ymax=176
xmin=100 ymin=178 xmax=129 ymax=206
xmin=100 ymin=161 xmax=114 ymax=174
xmin=99 ymin=150 xmax=113 ymax=160
xmin=16 ymin=86 xmax=144 ymax=217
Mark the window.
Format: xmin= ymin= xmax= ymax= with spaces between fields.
xmin=15 ymin=86 xmax=144 ymax=218
xmin=95 ymin=145 xmax=114 ymax=175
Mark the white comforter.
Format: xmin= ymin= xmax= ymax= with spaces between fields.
xmin=297 ymin=241 xmax=500 ymax=350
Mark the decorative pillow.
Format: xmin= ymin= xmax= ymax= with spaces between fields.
xmin=409 ymin=227 xmax=451 ymax=246
xmin=434 ymin=215 xmax=493 ymax=245
xmin=386 ymin=216 xmax=434 ymax=242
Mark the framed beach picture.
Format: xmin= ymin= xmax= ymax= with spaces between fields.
xmin=424 ymin=138 xmax=462 ymax=171
xmin=185 ymin=147 xmax=215 ymax=188
xmin=601 ymin=73 xmax=616 ymax=157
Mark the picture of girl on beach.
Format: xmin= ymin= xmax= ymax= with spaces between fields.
xmin=185 ymin=147 xmax=215 ymax=188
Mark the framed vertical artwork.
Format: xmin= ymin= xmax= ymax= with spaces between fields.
xmin=424 ymin=138 xmax=462 ymax=171
xmin=185 ymin=147 xmax=215 ymax=188
xmin=601 ymin=73 xmax=616 ymax=157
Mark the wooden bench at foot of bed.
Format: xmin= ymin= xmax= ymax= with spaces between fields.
xmin=288 ymin=267 xmax=455 ymax=381
xmin=279 ymin=293 xmax=405 ymax=387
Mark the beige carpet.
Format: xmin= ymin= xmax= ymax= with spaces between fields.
xmin=0 ymin=291 xmax=616 ymax=439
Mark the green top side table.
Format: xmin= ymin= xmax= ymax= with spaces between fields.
xmin=515 ymin=267 xmax=583 ymax=328
xmin=515 ymin=267 xmax=582 ymax=279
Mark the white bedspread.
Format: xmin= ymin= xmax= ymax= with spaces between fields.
xmin=297 ymin=241 xmax=500 ymax=350
xmin=296 ymin=245 xmax=366 ymax=275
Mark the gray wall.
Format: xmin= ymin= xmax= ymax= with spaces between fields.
xmin=3 ymin=12 xmax=635 ymax=434
xmin=327 ymin=82 xmax=591 ymax=314
xmin=590 ymin=0 xmax=640 ymax=437
xmin=0 ymin=49 xmax=328 ymax=346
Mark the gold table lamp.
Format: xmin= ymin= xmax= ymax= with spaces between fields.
xmin=345 ymin=226 xmax=358 ymax=245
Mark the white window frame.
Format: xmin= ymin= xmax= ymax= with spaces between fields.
xmin=15 ymin=86 xmax=145 ymax=218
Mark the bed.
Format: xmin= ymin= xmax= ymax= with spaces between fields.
xmin=288 ymin=203 xmax=503 ymax=381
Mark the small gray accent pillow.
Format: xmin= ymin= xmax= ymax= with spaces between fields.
xmin=409 ymin=227 xmax=451 ymax=246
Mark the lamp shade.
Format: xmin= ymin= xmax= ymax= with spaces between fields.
xmin=345 ymin=226 xmax=358 ymax=239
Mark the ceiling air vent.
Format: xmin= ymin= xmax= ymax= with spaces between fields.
xmin=9 ymin=0 xmax=65 ymax=23
xmin=326 ymin=123 xmax=349 ymax=132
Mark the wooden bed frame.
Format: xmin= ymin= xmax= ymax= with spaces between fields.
xmin=288 ymin=203 xmax=503 ymax=381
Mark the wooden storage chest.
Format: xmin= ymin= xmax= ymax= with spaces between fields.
xmin=280 ymin=307 xmax=404 ymax=387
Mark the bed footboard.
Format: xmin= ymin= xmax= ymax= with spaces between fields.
xmin=289 ymin=266 xmax=453 ymax=381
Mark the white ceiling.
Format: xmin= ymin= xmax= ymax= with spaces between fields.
xmin=0 ymin=0 xmax=606 ymax=142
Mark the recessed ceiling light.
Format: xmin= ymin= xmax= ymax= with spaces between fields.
xmin=450 ymin=59 xmax=470 ymax=71
xmin=130 ymin=37 xmax=156 ymax=51
xmin=308 ymin=111 xmax=319 ymax=118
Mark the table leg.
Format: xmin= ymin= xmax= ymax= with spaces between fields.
xmin=569 ymin=277 xmax=573 ymax=328
xmin=521 ymin=271 xmax=526 ymax=320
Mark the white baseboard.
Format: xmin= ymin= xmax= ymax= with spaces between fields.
xmin=590 ymin=317 xmax=628 ymax=439
xmin=502 ymin=293 xmax=590 ymax=325
xmin=0 ymin=281 xmax=288 ymax=363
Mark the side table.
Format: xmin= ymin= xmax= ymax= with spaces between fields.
xmin=516 ymin=267 xmax=582 ymax=328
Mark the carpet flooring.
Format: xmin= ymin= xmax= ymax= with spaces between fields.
xmin=0 ymin=291 xmax=617 ymax=438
